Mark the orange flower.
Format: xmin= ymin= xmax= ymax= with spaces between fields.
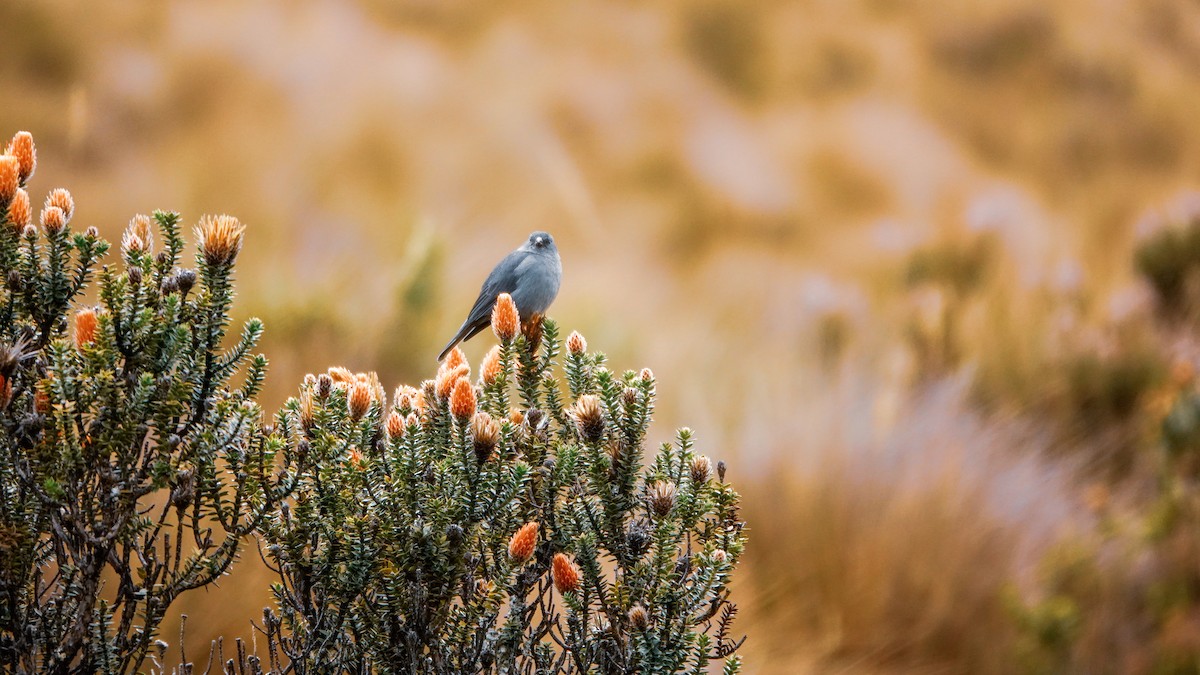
xmin=7 ymin=131 xmax=36 ymax=183
xmin=348 ymin=381 xmax=373 ymax=421
xmin=44 ymin=188 xmax=73 ymax=222
xmin=450 ymin=378 xmax=476 ymax=420
xmin=443 ymin=346 xmax=467 ymax=370
xmin=507 ymin=522 xmax=539 ymax=562
xmin=481 ymin=345 xmax=503 ymax=386
xmin=40 ymin=206 xmax=65 ymax=236
xmin=491 ymin=293 xmax=519 ymax=342
xmin=0 ymin=156 xmax=18 ymax=206
xmin=6 ymin=188 xmax=30 ymax=230
xmin=436 ymin=364 xmax=469 ymax=399
xmin=73 ymin=308 xmax=98 ymax=349
xmin=566 ymin=330 xmax=587 ymax=355
xmin=347 ymin=447 xmax=365 ymax=470
xmin=386 ymin=410 xmax=405 ymax=440
xmin=552 ymin=553 xmax=581 ymax=594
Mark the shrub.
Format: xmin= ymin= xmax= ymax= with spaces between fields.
xmin=248 ymin=312 xmax=748 ymax=673
xmin=0 ymin=131 xmax=286 ymax=672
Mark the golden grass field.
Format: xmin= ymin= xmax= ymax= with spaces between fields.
xmin=5 ymin=0 xmax=1200 ymax=671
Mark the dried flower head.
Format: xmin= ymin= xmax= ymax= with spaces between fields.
xmin=491 ymin=293 xmax=520 ymax=342
xmin=471 ymin=411 xmax=501 ymax=462
xmin=628 ymin=605 xmax=649 ymax=631
xmin=443 ymin=346 xmax=467 ymax=370
xmin=7 ymin=132 xmax=35 ymax=183
xmin=566 ymin=330 xmax=587 ymax=355
xmin=45 ymin=188 xmax=73 ymax=222
xmin=386 ymin=410 xmax=405 ymax=440
xmin=450 ymin=378 xmax=477 ymax=420
xmin=552 ymin=553 xmax=581 ymax=594
xmin=626 ymin=520 xmax=651 ymax=557
xmin=40 ymin=206 xmax=65 ymax=236
xmin=299 ymin=392 xmax=315 ymax=431
xmin=481 ymin=345 xmax=503 ymax=386
xmin=405 ymin=412 xmax=420 ymax=429
xmin=436 ymin=364 xmax=469 ymax=400
xmin=712 ymin=549 xmax=728 ymax=564
xmin=0 ymin=156 xmax=18 ymax=206
xmin=522 ymin=312 xmax=544 ymax=353
xmin=717 ymin=460 xmax=727 ymax=482
xmin=22 ymin=224 xmax=36 ymax=239
xmin=570 ymin=395 xmax=605 ymax=442
xmin=507 ymin=522 xmax=539 ymax=562
xmin=646 ymin=481 xmax=678 ymax=518
xmin=690 ymin=455 xmax=712 ymax=485
xmin=196 ymin=214 xmax=245 ymax=267
xmin=348 ymin=381 xmax=373 ymax=421
xmin=6 ymin=188 xmax=30 ymax=230
xmin=639 ymin=367 xmax=654 ymax=382
xmin=73 ymin=308 xmax=98 ymax=350
xmin=317 ymin=373 xmax=333 ymax=399
xmin=127 ymin=214 xmax=154 ymax=254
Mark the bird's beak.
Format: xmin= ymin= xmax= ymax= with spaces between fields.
xmin=535 ymin=237 xmax=545 ymax=246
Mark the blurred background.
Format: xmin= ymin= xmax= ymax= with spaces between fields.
xmin=6 ymin=0 xmax=1200 ymax=671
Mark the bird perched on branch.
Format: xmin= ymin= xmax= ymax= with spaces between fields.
xmin=437 ymin=231 xmax=562 ymax=361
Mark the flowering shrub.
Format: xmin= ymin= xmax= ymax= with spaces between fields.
xmin=0 ymin=131 xmax=286 ymax=673
xmin=252 ymin=297 xmax=747 ymax=673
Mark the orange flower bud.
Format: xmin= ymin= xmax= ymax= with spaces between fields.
xmin=481 ymin=345 xmax=503 ymax=386
xmin=0 ymin=156 xmax=18 ymax=206
xmin=44 ymin=188 xmax=73 ymax=222
xmin=6 ymin=188 xmax=30 ymax=230
xmin=386 ymin=410 xmax=405 ymax=440
xmin=552 ymin=553 xmax=581 ymax=594
xmin=347 ymin=447 xmax=365 ymax=470
xmin=491 ymin=293 xmax=519 ymax=342
xmin=436 ymin=364 xmax=469 ymax=399
xmin=73 ymin=308 xmax=98 ymax=349
xmin=507 ymin=521 xmax=539 ymax=562
xmin=566 ymin=330 xmax=587 ymax=355
xmin=7 ymin=132 xmax=36 ymax=183
xmin=40 ymin=206 xmax=65 ymax=236
xmin=450 ymin=378 xmax=476 ymax=420
xmin=348 ymin=381 xmax=373 ymax=421
xmin=443 ymin=346 xmax=467 ymax=370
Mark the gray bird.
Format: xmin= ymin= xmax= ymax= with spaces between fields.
xmin=437 ymin=231 xmax=562 ymax=361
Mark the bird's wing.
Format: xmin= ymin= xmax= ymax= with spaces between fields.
xmin=461 ymin=249 xmax=525 ymax=327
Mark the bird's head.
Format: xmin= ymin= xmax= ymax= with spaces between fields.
xmin=526 ymin=231 xmax=556 ymax=254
